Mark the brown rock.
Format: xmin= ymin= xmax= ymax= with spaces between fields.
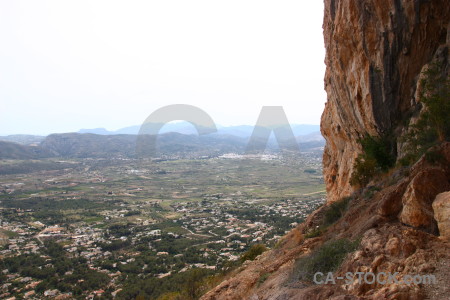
xmin=361 ymin=228 xmax=384 ymax=253
xmin=401 ymin=240 xmax=416 ymax=258
xmin=399 ymin=168 xmax=449 ymax=233
xmin=371 ymin=254 xmax=385 ymax=271
xmin=432 ymin=191 xmax=450 ymax=240
xmin=371 ymin=284 xmax=423 ymax=300
xmin=440 ymin=142 xmax=450 ymax=164
xmin=377 ymin=179 xmax=409 ymax=217
xmin=330 ymin=295 xmax=361 ymax=300
xmin=385 ymin=237 xmax=401 ymax=256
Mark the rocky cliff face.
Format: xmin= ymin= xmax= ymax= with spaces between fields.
xmin=201 ymin=1 xmax=450 ymax=299
xmin=321 ymin=0 xmax=449 ymax=202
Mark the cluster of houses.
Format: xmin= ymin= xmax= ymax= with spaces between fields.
xmin=0 ymin=193 xmax=325 ymax=298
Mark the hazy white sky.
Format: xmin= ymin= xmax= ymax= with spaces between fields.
xmin=0 ymin=1 xmax=326 ymax=135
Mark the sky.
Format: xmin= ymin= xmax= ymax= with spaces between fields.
xmin=0 ymin=1 xmax=326 ymax=136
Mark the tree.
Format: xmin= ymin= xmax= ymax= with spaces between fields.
xmin=400 ymin=60 xmax=450 ymax=165
xmin=350 ymin=135 xmax=395 ymax=186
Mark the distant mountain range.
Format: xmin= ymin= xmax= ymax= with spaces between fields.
xmin=78 ymin=122 xmax=321 ymax=138
xmin=0 ymin=123 xmax=324 ymax=159
xmin=0 ymin=134 xmax=46 ymax=145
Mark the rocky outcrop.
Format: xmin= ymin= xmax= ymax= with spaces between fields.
xmin=400 ymin=168 xmax=449 ymax=233
xmin=201 ymin=1 xmax=450 ymax=299
xmin=321 ymin=0 xmax=450 ymax=202
xmin=338 ymin=224 xmax=448 ymax=300
xmin=433 ymin=191 xmax=450 ymax=241
xmin=202 ymin=165 xmax=450 ymax=299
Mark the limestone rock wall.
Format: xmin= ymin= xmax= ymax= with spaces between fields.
xmin=321 ymin=0 xmax=450 ymax=202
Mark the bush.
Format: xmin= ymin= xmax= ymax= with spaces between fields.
xmin=118 ymin=268 xmax=214 ymax=300
xmin=183 ymin=268 xmax=211 ymax=300
xmin=257 ymin=272 xmax=271 ymax=286
xmin=293 ymin=238 xmax=359 ymax=281
xmin=304 ymin=226 xmax=326 ymax=239
xmin=323 ymin=196 xmax=352 ymax=226
xmin=363 ymin=185 xmax=381 ymax=199
xmin=424 ymin=149 xmax=446 ymax=164
xmin=350 ymin=135 xmax=395 ymax=186
xmin=304 ymin=197 xmax=351 ymax=239
xmin=420 ymin=61 xmax=450 ymax=142
xmin=240 ymin=244 xmax=267 ymax=263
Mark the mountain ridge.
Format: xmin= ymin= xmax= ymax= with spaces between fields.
xmin=78 ymin=123 xmax=321 ymax=138
xmin=0 ymin=131 xmax=324 ymax=159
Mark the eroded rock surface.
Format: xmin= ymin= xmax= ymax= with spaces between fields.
xmin=399 ymin=168 xmax=449 ymax=233
xmin=321 ymin=0 xmax=450 ymax=202
xmin=433 ymin=191 xmax=450 ymax=241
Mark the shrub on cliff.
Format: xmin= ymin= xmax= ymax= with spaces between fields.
xmin=292 ymin=238 xmax=359 ymax=282
xmin=240 ymin=244 xmax=267 ymax=263
xmin=304 ymin=196 xmax=352 ymax=239
xmin=419 ymin=61 xmax=450 ymax=142
xmin=350 ymin=135 xmax=395 ymax=186
xmin=323 ymin=196 xmax=352 ymax=226
xmin=400 ymin=61 xmax=450 ymax=166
